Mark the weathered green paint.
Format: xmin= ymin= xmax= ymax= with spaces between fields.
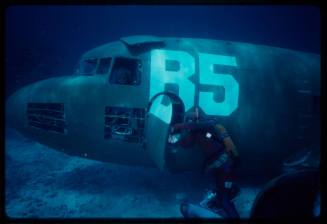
xmin=6 ymin=35 xmax=320 ymax=178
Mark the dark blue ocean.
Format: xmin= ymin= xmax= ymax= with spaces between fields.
xmin=5 ymin=5 xmax=321 ymax=219
xmin=5 ymin=5 xmax=320 ymax=98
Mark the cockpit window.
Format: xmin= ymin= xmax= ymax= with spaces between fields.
xmin=81 ymin=58 xmax=98 ymax=75
xmin=109 ymin=58 xmax=142 ymax=85
xmin=96 ymin=57 xmax=112 ymax=74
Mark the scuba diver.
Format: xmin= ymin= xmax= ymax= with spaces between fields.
xmin=168 ymin=108 xmax=241 ymax=219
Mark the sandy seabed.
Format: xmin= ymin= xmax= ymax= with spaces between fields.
xmin=5 ymin=128 xmax=261 ymax=218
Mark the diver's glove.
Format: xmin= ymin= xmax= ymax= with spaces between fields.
xmin=169 ymin=125 xmax=181 ymax=144
xmin=168 ymin=133 xmax=181 ymax=144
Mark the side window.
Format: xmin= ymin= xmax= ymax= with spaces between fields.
xmin=81 ymin=58 xmax=98 ymax=75
xmin=109 ymin=58 xmax=142 ymax=85
xmin=96 ymin=57 xmax=112 ymax=74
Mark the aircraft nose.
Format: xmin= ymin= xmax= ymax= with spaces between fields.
xmin=6 ymin=77 xmax=65 ymax=131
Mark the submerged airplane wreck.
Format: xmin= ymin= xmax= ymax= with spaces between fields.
xmin=6 ymin=35 xmax=320 ymax=173
xmin=6 ymin=35 xmax=320 ymax=218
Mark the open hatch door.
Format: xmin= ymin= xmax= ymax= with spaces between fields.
xmin=145 ymin=93 xmax=184 ymax=171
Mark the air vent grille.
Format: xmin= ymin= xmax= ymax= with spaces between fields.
xmin=27 ymin=103 xmax=67 ymax=134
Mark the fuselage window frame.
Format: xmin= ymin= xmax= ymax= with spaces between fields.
xmin=79 ymin=58 xmax=98 ymax=76
xmin=96 ymin=57 xmax=112 ymax=75
xmin=109 ymin=57 xmax=142 ymax=86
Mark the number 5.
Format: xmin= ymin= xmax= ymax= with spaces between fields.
xmin=198 ymin=53 xmax=239 ymax=116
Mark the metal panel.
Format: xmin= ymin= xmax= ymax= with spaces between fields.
xmin=145 ymin=95 xmax=173 ymax=170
